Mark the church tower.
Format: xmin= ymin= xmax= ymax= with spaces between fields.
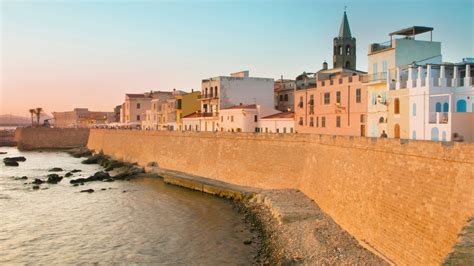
xmin=333 ymin=11 xmax=356 ymax=69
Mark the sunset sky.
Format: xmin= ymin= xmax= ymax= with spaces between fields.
xmin=1 ymin=0 xmax=473 ymax=116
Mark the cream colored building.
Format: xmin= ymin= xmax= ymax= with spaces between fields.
xmin=259 ymin=112 xmax=295 ymax=133
xmin=120 ymin=91 xmax=174 ymax=127
xmin=53 ymin=108 xmax=115 ymax=128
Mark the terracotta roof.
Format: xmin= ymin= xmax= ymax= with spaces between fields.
xmin=261 ymin=112 xmax=294 ymax=119
xmin=182 ymin=112 xmax=201 ymax=118
xmin=221 ymin=104 xmax=257 ymax=110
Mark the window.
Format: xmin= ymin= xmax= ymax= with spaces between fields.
xmin=310 ymin=117 xmax=314 ymax=127
xmin=336 ymin=116 xmax=341 ymax=128
xmin=336 ymin=91 xmax=341 ymax=104
xmin=215 ymin=86 xmax=218 ymax=97
xmin=309 ymin=95 xmax=314 ymax=113
xmin=290 ymin=128 xmax=294 ymax=133
xmin=221 ymin=116 xmax=223 ymax=122
xmin=265 ymin=128 xmax=268 ymax=133
xmin=435 ymin=102 xmax=442 ymax=112
xmin=276 ymin=128 xmax=280 ymax=133
xmin=255 ymin=127 xmax=259 ymax=133
xmin=456 ymin=99 xmax=467 ymax=112
xmin=324 ymin=93 xmax=330 ymax=105
xmin=382 ymin=60 xmax=388 ymax=79
xmin=360 ymin=114 xmax=365 ymax=123
xmin=443 ymin=103 xmax=449 ymax=112
xmin=346 ymin=45 xmax=351 ymax=55
xmin=231 ymin=116 xmax=234 ymax=122
xmin=284 ymin=94 xmax=288 ymax=101
xmin=177 ymin=99 xmax=182 ymax=109
xmin=413 ymin=103 xmax=417 ymax=116
xmin=322 ymin=116 xmax=326 ymax=127
xmin=338 ymin=45 xmax=342 ymax=55
xmin=299 ymin=96 xmax=304 ymax=108
xmin=371 ymin=92 xmax=377 ymax=105
xmin=254 ymin=115 xmax=258 ymax=122
xmin=279 ymin=95 xmax=283 ymax=101
xmin=356 ymin=89 xmax=361 ymax=103
xmin=345 ymin=61 xmax=351 ymax=68
xmin=394 ymin=98 xmax=400 ymax=114
xmin=412 ymin=131 xmax=417 ymax=140
xmin=316 ymin=117 xmax=319 ymax=127
xmin=136 ymin=115 xmax=140 ymax=121
xmin=299 ymin=117 xmax=303 ymax=126
xmin=431 ymin=127 xmax=439 ymax=141
xmin=394 ymin=124 xmax=400 ymax=138
xmin=283 ymin=127 xmax=287 ymax=133
xmin=137 ymin=103 xmax=141 ymax=109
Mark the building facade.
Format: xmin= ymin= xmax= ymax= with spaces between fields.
xmin=366 ymin=26 xmax=442 ymax=138
xmin=53 ymin=108 xmax=115 ymax=128
xmin=274 ymin=77 xmax=296 ymax=112
xmin=259 ymin=112 xmax=295 ymax=133
xmin=120 ymin=91 xmax=174 ymax=127
xmin=183 ymin=71 xmax=274 ymax=132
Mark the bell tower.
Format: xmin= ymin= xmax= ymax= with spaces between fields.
xmin=333 ymin=11 xmax=356 ymax=69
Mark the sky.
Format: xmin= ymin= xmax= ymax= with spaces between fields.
xmin=1 ymin=0 xmax=473 ymax=116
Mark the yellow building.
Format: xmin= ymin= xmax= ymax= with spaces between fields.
xmin=177 ymin=91 xmax=200 ymax=130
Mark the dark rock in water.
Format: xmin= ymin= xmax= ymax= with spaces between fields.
xmin=102 ymin=178 xmax=114 ymax=182
xmin=243 ymin=240 xmax=252 ymax=245
xmin=101 ymin=188 xmax=107 ymax=191
xmin=70 ymin=169 xmax=82 ymax=173
xmin=104 ymin=160 xmax=125 ymax=171
xmin=80 ymin=183 xmax=84 ymax=185
xmin=14 ymin=176 xmax=28 ymax=180
xmin=4 ymin=161 xmax=19 ymax=166
xmin=122 ymin=190 xmax=127 ymax=193
xmin=3 ymin=156 xmax=26 ymax=162
xmin=32 ymin=178 xmax=45 ymax=185
xmin=32 ymin=185 xmax=40 ymax=190
xmin=80 ymin=189 xmax=94 ymax=193
xmin=41 ymin=187 xmax=49 ymax=190
xmin=0 ymin=151 xmax=7 ymax=155
xmin=113 ymin=166 xmax=144 ymax=180
xmin=68 ymin=147 xmax=92 ymax=158
xmin=48 ymin=167 xmax=63 ymax=172
xmin=93 ymin=171 xmax=110 ymax=180
xmin=46 ymin=174 xmax=63 ymax=184
xmin=81 ymin=152 xmax=106 ymax=165
xmin=65 ymin=172 xmax=73 ymax=177
xmin=72 ymin=183 xmax=79 ymax=187
xmin=70 ymin=178 xmax=87 ymax=184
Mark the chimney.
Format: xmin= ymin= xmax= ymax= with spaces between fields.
xmin=322 ymin=61 xmax=328 ymax=70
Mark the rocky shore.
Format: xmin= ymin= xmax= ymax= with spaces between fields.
xmin=0 ymin=130 xmax=16 ymax=147
xmin=152 ymin=168 xmax=388 ymax=265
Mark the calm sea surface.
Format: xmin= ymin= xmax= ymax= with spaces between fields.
xmin=0 ymin=147 xmax=257 ymax=264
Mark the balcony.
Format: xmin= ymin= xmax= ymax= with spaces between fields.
xmin=369 ymin=41 xmax=392 ymax=54
xmin=197 ymin=94 xmax=219 ymax=100
xmin=429 ymin=112 xmax=449 ymax=124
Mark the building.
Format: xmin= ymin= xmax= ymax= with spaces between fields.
xmin=53 ymin=108 xmax=115 ymax=128
xmin=113 ymin=105 xmax=122 ymax=122
xmin=183 ymin=70 xmax=274 ymax=132
xmin=274 ymin=77 xmax=296 ymax=112
xmin=394 ymin=61 xmax=474 ymax=141
xmin=294 ymin=11 xmax=368 ymax=136
xmin=366 ymin=26 xmax=441 ymax=138
xmin=176 ymin=90 xmax=201 ymax=130
xmin=120 ymin=91 xmax=174 ymax=127
xmin=259 ymin=112 xmax=295 ymax=133
xmin=218 ymin=104 xmax=276 ymax=133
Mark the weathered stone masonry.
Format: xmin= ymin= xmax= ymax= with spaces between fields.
xmin=85 ymin=129 xmax=473 ymax=265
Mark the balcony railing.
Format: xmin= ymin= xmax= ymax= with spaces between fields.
xmin=429 ymin=112 xmax=449 ymax=124
xmin=369 ymin=41 xmax=392 ymax=53
xmin=197 ymin=94 xmax=219 ymax=100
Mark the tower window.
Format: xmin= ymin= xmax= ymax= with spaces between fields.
xmin=345 ymin=61 xmax=351 ymax=69
xmin=346 ymin=45 xmax=351 ymax=55
xmin=339 ymin=45 xmax=343 ymax=55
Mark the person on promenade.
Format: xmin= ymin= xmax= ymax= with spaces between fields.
xmin=380 ymin=130 xmax=388 ymax=138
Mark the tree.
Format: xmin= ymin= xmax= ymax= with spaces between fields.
xmin=35 ymin=107 xmax=43 ymax=126
xmin=29 ymin=109 xmax=36 ymax=126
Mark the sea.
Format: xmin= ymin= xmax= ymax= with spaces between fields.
xmin=0 ymin=146 xmax=257 ymax=264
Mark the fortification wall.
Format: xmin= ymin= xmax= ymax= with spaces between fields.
xmin=87 ymin=129 xmax=474 ymax=265
xmin=15 ymin=127 xmax=89 ymax=150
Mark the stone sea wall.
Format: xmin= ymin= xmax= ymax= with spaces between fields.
xmin=15 ymin=127 xmax=90 ymax=150
xmin=87 ymin=129 xmax=473 ymax=265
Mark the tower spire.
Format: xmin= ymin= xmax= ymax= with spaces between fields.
xmin=338 ymin=10 xmax=352 ymax=39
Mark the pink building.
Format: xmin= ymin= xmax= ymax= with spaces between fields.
xmin=294 ymin=71 xmax=368 ymax=136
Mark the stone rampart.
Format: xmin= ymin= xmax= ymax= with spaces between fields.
xmin=15 ymin=127 xmax=90 ymax=150
xmin=87 ymin=129 xmax=474 ymax=265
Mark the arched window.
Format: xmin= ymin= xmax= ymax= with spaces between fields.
xmin=412 ymin=103 xmax=417 ymax=116
xmin=214 ymin=86 xmax=218 ymax=97
xmin=394 ymin=124 xmax=400 ymax=138
xmin=443 ymin=102 xmax=449 ymax=112
xmin=345 ymin=61 xmax=351 ymax=69
xmin=442 ymin=131 xmax=447 ymax=142
xmin=394 ymin=98 xmax=400 ymax=114
xmin=435 ymin=102 xmax=442 ymax=112
xmin=346 ymin=45 xmax=351 ymax=55
xmin=431 ymin=127 xmax=439 ymax=141
xmin=456 ymin=99 xmax=467 ymax=112
xmin=338 ymin=45 xmax=342 ymax=55
xmin=378 ymin=116 xmax=385 ymax=123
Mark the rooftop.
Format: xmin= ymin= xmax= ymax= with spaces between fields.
xmin=221 ymin=104 xmax=257 ymax=110
xmin=389 ymin=26 xmax=433 ymax=37
xmin=262 ymin=112 xmax=295 ymax=119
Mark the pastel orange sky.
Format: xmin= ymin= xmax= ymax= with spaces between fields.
xmin=1 ymin=1 xmax=473 ymax=116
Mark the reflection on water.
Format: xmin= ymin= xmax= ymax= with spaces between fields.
xmin=0 ymin=147 xmax=256 ymax=264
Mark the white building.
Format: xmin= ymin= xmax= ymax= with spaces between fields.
xmin=259 ymin=112 xmax=295 ymax=133
xmin=218 ymin=104 xmax=276 ymax=132
xmin=183 ymin=70 xmax=274 ymax=132
xmin=399 ymin=61 xmax=474 ymax=142
xmin=366 ymin=26 xmax=442 ymax=138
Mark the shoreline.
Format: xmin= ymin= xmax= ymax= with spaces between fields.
xmin=151 ymin=167 xmax=388 ymax=265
